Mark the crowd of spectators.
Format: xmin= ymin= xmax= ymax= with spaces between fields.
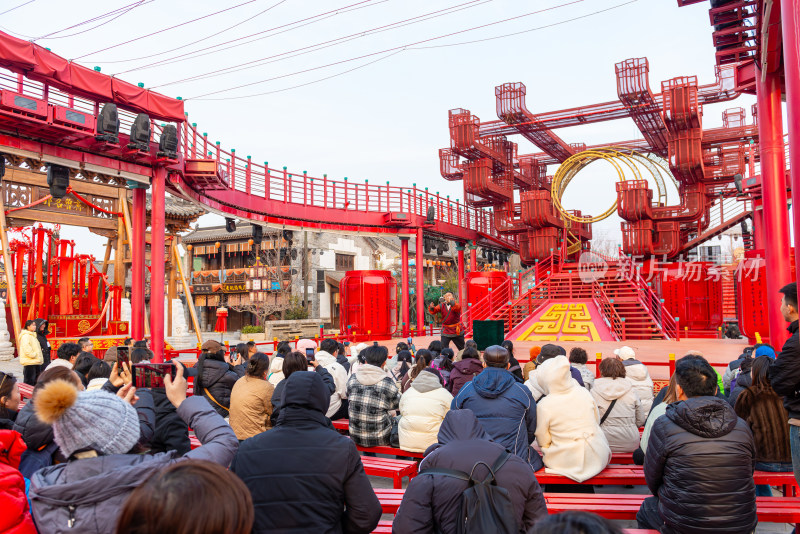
xmin=0 ymin=281 xmax=798 ymax=532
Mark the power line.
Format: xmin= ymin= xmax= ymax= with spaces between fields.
xmin=73 ymin=0 xmax=259 ymax=60
xmin=0 ymin=0 xmax=36 ymax=17
xmin=195 ymin=49 xmax=404 ymax=101
xmin=96 ymin=0 xmax=291 ymax=65
xmin=112 ymin=0 xmax=385 ymax=72
xmin=153 ymin=0 xmax=496 ymax=88
xmin=192 ymin=0 xmax=635 ymax=101
xmin=34 ymin=1 xmax=154 ymax=41
xmin=178 ymin=0 xmax=587 ymax=98
xmin=410 ymin=0 xmax=638 ymax=48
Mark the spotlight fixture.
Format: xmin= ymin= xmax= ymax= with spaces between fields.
xmin=225 ymin=218 xmax=236 ymax=233
xmin=47 ymin=164 xmax=70 ymax=199
xmin=252 ymin=224 xmax=263 ymax=241
xmin=128 ymin=113 xmax=151 ymax=152
xmin=424 ymin=238 xmax=432 ymax=254
xmin=157 ymin=124 xmax=179 ymax=159
xmin=96 ymin=103 xmax=119 ymax=144
xmin=733 ymin=174 xmax=743 ymax=194
xmin=425 ymin=206 xmax=435 ymax=224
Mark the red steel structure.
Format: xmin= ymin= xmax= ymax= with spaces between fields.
xmin=0 ymin=0 xmax=795 ymax=349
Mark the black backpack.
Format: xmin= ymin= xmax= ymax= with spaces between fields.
xmin=418 ymin=451 xmax=518 ymax=534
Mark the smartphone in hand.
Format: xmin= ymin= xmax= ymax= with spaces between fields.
xmin=132 ymin=363 xmax=177 ymax=389
xmin=305 ymin=347 xmax=315 ymax=364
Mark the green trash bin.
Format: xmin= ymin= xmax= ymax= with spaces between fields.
xmin=472 ymin=320 xmax=505 ymax=351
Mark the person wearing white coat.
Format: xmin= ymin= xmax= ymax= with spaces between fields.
xmin=315 ymin=339 xmax=350 ymax=420
xmin=534 ymin=356 xmax=611 ymax=482
xmin=398 ymin=368 xmax=453 ymax=452
xmin=614 ymin=346 xmax=654 ymax=413
xmin=591 ymin=358 xmax=648 ymax=453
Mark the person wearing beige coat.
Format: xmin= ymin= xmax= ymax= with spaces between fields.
xmin=591 ymin=361 xmax=648 ymax=453
xmin=398 ymin=369 xmax=453 ymax=452
xmin=18 ymin=320 xmax=44 ymax=385
xmin=534 ymin=356 xmax=611 ymax=482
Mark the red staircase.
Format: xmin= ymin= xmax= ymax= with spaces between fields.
xmin=464 ymin=252 xmax=678 ymax=340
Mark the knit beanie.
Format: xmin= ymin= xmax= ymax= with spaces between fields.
xmin=34 ymin=380 xmax=140 ymax=457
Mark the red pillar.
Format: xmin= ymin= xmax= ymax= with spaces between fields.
xmin=469 ymin=242 xmax=477 ymax=272
xmin=456 ymin=242 xmax=465 ymax=305
xmin=782 ymin=0 xmax=800 ymax=282
xmin=131 ymin=186 xmax=146 ymax=340
xmin=756 ymin=67 xmax=792 ymax=346
xmin=753 ymin=201 xmax=765 ymax=250
xmin=415 ymin=228 xmax=425 ymax=336
xmin=400 ymin=236 xmax=410 ymax=338
xmin=150 ymin=168 xmax=166 ymax=362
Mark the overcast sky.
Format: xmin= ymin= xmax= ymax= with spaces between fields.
xmin=4 ymin=0 xmax=759 ymax=257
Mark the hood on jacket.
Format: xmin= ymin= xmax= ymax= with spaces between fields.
xmin=471 ymin=367 xmax=516 ymax=399
xmin=537 ymin=356 xmax=574 ymax=396
xmin=453 ymin=358 xmax=483 ymax=374
xmin=0 ymin=429 xmax=25 ymax=469
xmin=315 ymin=350 xmax=336 ymax=365
xmin=18 ymin=329 xmax=37 ymax=341
xmin=30 ymin=451 xmax=174 ymax=507
xmin=437 ymin=409 xmax=489 ymax=444
xmin=34 ymin=318 xmax=49 ymax=336
xmin=282 ymin=371 xmax=329 ymax=414
xmin=623 ymin=361 xmax=650 ymax=381
xmin=269 ymin=356 xmax=284 ymax=373
xmin=355 ymin=364 xmax=389 ymax=386
xmin=666 ymin=396 xmax=738 ymax=439
xmin=411 ymin=370 xmax=442 ymax=393
xmin=592 ymin=377 xmax=633 ymax=401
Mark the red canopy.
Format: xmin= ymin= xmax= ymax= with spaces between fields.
xmin=0 ymin=31 xmax=184 ymax=123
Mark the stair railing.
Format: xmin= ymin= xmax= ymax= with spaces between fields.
xmin=618 ymin=251 xmax=679 ymax=339
xmin=591 ymin=279 xmax=626 ymax=341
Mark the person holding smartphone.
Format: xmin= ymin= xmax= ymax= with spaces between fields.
xmin=428 ymin=293 xmax=465 ymax=351
xmin=192 ymin=340 xmax=246 ymax=418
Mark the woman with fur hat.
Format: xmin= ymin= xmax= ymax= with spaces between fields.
xmin=28 ymin=364 xmax=238 ymax=534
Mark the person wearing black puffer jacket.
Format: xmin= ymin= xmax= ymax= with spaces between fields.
xmin=191 ymin=340 xmax=245 ymax=418
xmin=768 ymin=282 xmax=800 ymax=488
xmin=637 ymin=355 xmax=756 ymax=534
xmin=232 ymin=371 xmax=381 ymax=534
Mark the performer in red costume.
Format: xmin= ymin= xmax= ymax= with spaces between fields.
xmin=428 ymin=292 xmax=465 ymax=350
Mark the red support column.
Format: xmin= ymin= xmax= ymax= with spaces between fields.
xmin=131 ymin=186 xmax=147 ymax=340
xmin=415 ymin=228 xmax=425 ymax=336
xmin=753 ymin=201 xmax=765 ymax=250
xmin=756 ymin=67 xmax=792 ymax=347
xmin=782 ymin=0 xmax=800 ymax=281
xmin=400 ymin=236 xmax=410 ymax=338
xmin=469 ymin=242 xmax=477 ymax=272
xmin=150 ymin=168 xmax=167 ymax=362
xmin=456 ymin=242 xmax=466 ymax=306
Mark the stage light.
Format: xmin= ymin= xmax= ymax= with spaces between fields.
xmin=733 ymin=174 xmax=743 ymax=194
xmin=157 ymin=124 xmax=178 ymax=159
xmin=426 ymin=206 xmax=435 ymax=224
xmin=252 ymin=225 xmax=263 ymax=241
xmin=47 ymin=164 xmax=70 ymax=199
xmin=225 ymin=218 xmax=236 ymax=233
xmin=128 ymin=113 xmax=151 ymax=152
xmin=96 ymin=103 xmax=119 ymax=144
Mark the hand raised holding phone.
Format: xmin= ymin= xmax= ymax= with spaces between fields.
xmin=164 ymin=362 xmax=187 ymax=409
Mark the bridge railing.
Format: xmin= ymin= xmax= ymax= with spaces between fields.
xmin=182 ymin=121 xmax=515 ymax=245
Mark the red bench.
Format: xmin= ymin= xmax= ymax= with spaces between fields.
xmin=190 ymin=436 xmax=416 ymax=488
xmin=535 ymin=465 xmax=798 ymax=494
xmin=371 ymin=523 xmax=657 ymax=534
xmin=18 ymin=382 xmax=34 ymax=399
xmin=377 ymin=489 xmax=800 ymax=523
xmin=361 ymin=456 xmax=417 ymax=489
xmin=544 ymin=493 xmax=800 ymax=523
